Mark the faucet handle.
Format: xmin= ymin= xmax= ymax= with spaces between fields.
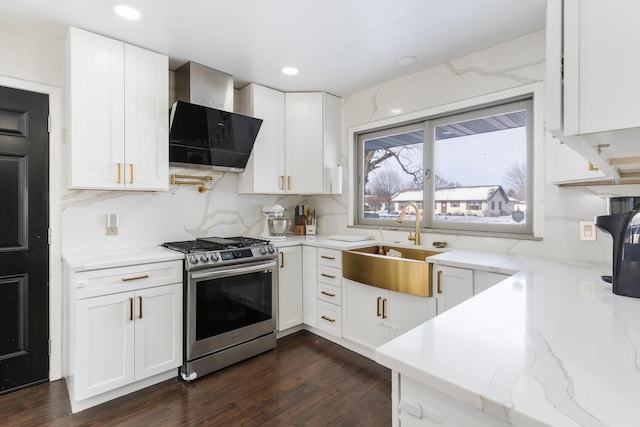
xmin=407 ymin=230 xmax=416 ymax=242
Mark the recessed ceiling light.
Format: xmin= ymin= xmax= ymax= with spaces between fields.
xmin=110 ymin=3 xmax=143 ymax=21
xmin=396 ymin=56 xmax=417 ymax=67
xmin=282 ymin=66 xmax=299 ymax=76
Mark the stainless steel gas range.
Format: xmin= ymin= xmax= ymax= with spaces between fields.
xmin=163 ymin=237 xmax=277 ymax=381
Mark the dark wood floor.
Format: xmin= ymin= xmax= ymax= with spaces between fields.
xmin=0 ymin=331 xmax=391 ymax=426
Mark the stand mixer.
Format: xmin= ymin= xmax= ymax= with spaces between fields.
xmin=260 ymin=204 xmax=289 ymax=240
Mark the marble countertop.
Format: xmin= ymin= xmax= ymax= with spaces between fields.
xmin=269 ymin=235 xmax=379 ymax=250
xmin=375 ymin=250 xmax=638 ymax=427
xmin=63 ymin=246 xmax=184 ymax=272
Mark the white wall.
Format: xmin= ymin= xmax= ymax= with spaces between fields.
xmin=313 ymin=30 xmax=637 ymax=264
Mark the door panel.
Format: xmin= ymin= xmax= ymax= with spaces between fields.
xmin=0 ymin=85 xmax=49 ymax=394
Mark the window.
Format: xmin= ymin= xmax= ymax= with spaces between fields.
xmin=356 ymin=98 xmax=533 ymax=236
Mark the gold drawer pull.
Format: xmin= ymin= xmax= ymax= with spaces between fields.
xmin=280 ymin=175 xmax=285 ymax=190
xmin=121 ymin=274 xmax=149 ymax=282
xmin=129 ymin=163 xmax=134 ymax=184
xmin=321 ymin=315 xmax=336 ymax=323
xmin=377 ymin=296 xmax=381 ymax=317
xmin=287 ymin=176 xmax=291 ymax=190
xmin=321 ymin=291 xmax=336 ymax=297
xmin=129 ymin=297 xmax=134 ymax=321
xmin=321 ymin=273 xmax=336 ymax=279
xmin=117 ymin=163 xmax=122 ymax=184
xmin=437 ymin=270 xmax=443 ymax=294
xmin=321 ymin=255 xmax=336 ymax=260
xmin=138 ymin=296 xmax=143 ymax=319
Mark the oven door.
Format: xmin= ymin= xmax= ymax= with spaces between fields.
xmin=186 ymin=259 xmax=277 ymax=361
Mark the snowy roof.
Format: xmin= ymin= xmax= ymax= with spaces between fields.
xmin=435 ymin=186 xmax=502 ymax=201
xmin=391 ymin=186 xmax=509 ymax=203
xmin=391 ymin=190 xmax=422 ymax=202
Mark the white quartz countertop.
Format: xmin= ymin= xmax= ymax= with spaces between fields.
xmin=270 ymin=235 xmax=378 ymax=250
xmin=63 ymin=246 xmax=184 ymax=272
xmin=375 ymin=250 xmax=638 ymax=427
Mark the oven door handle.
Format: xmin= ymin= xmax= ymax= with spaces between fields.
xmin=190 ymin=260 xmax=277 ymax=280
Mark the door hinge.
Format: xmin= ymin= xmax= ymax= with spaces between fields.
xmin=47 ymin=114 xmax=51 ymax=133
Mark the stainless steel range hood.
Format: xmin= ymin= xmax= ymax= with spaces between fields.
xmin=169 ymin=62 xmax=262 ymax=172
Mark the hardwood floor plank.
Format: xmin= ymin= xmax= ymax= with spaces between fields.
xmin=0 ymin=331 xmax=391 ymax=426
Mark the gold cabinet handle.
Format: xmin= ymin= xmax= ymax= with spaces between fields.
xmin=437 ymin=270 xmax=443 ymax=294
xmin=138 ymin=296 xmax=143 ymax=319
xmin=280 ymin=252 xmax=285 ymax=268
xmin=376 ymin=296 xmax=382 ymax=317
xmin=382 ymin=298 xmax=388 ymax=319
xmin=117 ymin=163 xmax=122 ymax=184
xmin=129 ymin=163 xmax=134 ymax=184
xmin=287 ymin=176 xmax=291 ymax=190
xmin=321 ymin=290 xmax=336 ymax=297
xmin=121 ymin=274 xmax=149 ymax=282
xmin=321 ymin=315 xmax=336 ymax=323
xmin=321 ymin=255 xmax=336 ymax=260
xmin=280 ymin=175 xmax=285 ymax=190
xmin=321 ymin=273 xmax=336 ymax=279
xmin=129 ymin=297 xmax=134 ymax=321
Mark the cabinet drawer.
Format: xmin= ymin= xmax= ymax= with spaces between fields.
xmin=317 ymin=265 xmax=342 ymax=287
xmin=317 ymin=300 xmax=342 ymax=338
xmin=398 ymin=375 xmax=510 ymax=427
xmin=74 ymin=260 xmax=182 ymax=299
xmin=317 ymin=283 xmax=342 ymax=305
xmin=317 ymin=248 xmax=342 ymax=268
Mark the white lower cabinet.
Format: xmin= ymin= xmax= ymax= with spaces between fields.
xmin=396 ymin=373 xmax=510 ymax=427
xmin=315 ymin=248 xmax=344 ymax=337
xmin=433 ymin=265 xmax=474 ymax=315
xmin=343 ymin=279 xmax=436 ymax=350
xmin=66 ymin=259 xmax=183 ymax=412
xmin=302 ymin=246 xmax=318 ymax=328
xmin=277 ymin=246 xmax=303 ymax=331
xmin=75 ymin=283 xmax=181 ymax=400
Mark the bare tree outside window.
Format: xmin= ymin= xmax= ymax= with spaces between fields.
xmin=370 ymin=169 xmax=404 ymax=213
xmin=503 ymin=162 xmax=526 ymax=201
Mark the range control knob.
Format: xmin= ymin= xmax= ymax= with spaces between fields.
xmin=259 ymin=246 xmax=268 ymax=255
xmin=188 ymin=255 xmax=199 ymax=264
xmin=210 ymin=252 xmax=220 ymax=261
xmin=199 ymin=253 xmax=210 ymax=263
xmin=267 ymin=246 xmax=275 ymax=254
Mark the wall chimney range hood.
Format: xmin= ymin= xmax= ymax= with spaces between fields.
xmin=169 ymin=62 xmax=263 ymax=172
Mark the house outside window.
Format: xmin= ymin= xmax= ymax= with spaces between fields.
xmin=355 ymin=97 xmax=533 ymax=236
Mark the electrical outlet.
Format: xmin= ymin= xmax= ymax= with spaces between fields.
xmin=106 ymin=213 xmax=119 ymax=236
xmin=580 ymin=221 xmax=596 ymax=241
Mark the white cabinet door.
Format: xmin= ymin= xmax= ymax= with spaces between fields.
xmin=68 ymin=27 xmax=125 ymax=189
xmin=238 ymin=84 xmax=286 ymax=193
xmin=123 ymin=44 xmax=169 ymax=191
xmin=134 ymin=284 xmax=182 ymax=381
xmin=285 ymin=92 xmax=341 ymax=194
xmin=343 ymin=279 xmax=388 ymax=350
xmin=278 ymin=246 xmax=303 ymax=331
xmin=434 ymin=265 xmax=474 ymax=314
xmin=75 ymin=292 xmax=135 ymax=400
xmin=388 ymin=290 xmax=436 ymax=341
xmin=302 ymin=246 xmax=318 ymax=328
xmin=285 ymin=92 xmax=325 ymax=193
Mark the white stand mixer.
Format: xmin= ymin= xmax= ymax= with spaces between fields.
xmin=260 ymin=204 xmax=288 ymax=240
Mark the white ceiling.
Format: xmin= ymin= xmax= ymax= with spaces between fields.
xmin=0 ymin=0 xmax=547 ymax=96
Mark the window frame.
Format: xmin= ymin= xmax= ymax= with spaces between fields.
xmin=353 ymin=94 xmax=536 ymax=238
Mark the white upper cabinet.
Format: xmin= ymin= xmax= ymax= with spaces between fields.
xmin=238 ymin=86 xmax=341 ymax=194
xmin=67 ymin=27 xmax=169 ymax=190
xmin=546 ymin=0 xmax=640 ymax=183
xmin=238 ymin=84 xmax=286 ymax=193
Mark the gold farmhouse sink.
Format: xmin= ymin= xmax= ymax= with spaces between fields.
xmin=342 ymin=245 xmax=441 ymax=297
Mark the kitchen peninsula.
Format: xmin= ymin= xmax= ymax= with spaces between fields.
xmin=376 ymin=250 xmax=637 ymax=427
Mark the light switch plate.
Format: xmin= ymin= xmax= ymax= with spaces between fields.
xmin=580 ymin=221 xmax=596 ymax=241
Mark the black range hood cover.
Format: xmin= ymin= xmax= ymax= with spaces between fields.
xmin=169 ymin=101 xmax=263 ymax=172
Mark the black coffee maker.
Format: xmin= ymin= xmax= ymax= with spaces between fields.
xmin=595 ymin=196 xmax=640 ymax=298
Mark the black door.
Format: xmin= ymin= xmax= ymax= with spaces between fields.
xmin=0 ymin=85 xmax=49 ymax=394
